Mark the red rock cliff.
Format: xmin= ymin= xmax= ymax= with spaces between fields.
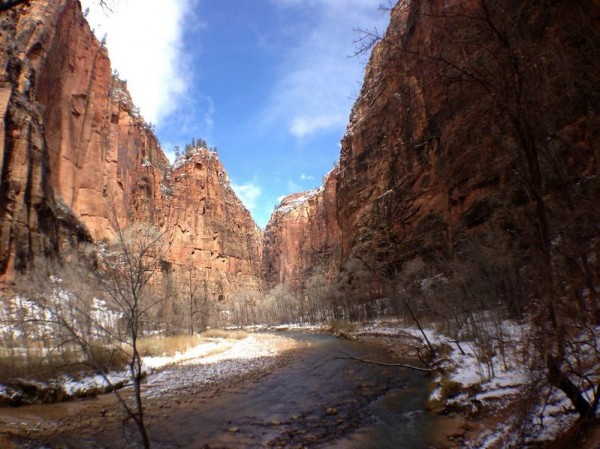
xmin=164 ymin=148 xmax=263 ymax=299
xmin=0 ymin=0 xmax=263 ymax=297
xmin=264 ymin=0 xmax=600 ymax=290
xmin=35 ymin=1 xmax=168 ymax=239
xmin=263 ymin=169 xmax=340 ymax=288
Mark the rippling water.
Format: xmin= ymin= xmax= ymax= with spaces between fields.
xmin=145 ymin=333 xmax=437 ymax=448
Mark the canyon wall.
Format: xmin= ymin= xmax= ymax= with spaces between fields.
xmin=2 ymin=0 xmax=597 ymax=306
xmin=264 ymin=0 xmax=600 ymax=292
xmin=164 ymin=149 xmax=263 ymax=299
xmin=0 ymin=0 xmax=262 ymax=297
xmin=263 ymin=170 xmax=340 ymax=287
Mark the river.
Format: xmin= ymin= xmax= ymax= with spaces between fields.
xmin=1 ymin=333 xmax=439 ymax=448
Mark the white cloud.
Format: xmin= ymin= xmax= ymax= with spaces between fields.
xmin=300 ymin=173 xmax=314 ymax=181
xmin=262 ymin=0 xmax=389 ymax=139
xmin=291 ymin=114 xmax=346 ymax=139
xmin=231 ymin=181 xmax=261 ymax=213
xmin=81 ymin=0 xmax=194 ymax=125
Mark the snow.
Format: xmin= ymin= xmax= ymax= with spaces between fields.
xmin=246 ymin=323 xmax=327 ymax=332
xmin=61 ymin=372 xmax=130 ymax=396
xmin=274 ymin=188 xmax=323 ymax=215
xmin=142 ymin=339 xmax=227 ymax=370
xmin=451 ymin=352 xmax=487 ymax=387
xmin=0 ymin=333 xmax=296 ymax=405
xmin=170 ymin=147 xmax=218 ymax=171
xmin=0 ymin=292 xmax=122 ymax=343
xmin=142 ymin=334 xmax=289 ymax=371
xmin=142 ymin=333 xmax=296 ymax=399
xmin=353 ymin=319 xmax=599 ymax=448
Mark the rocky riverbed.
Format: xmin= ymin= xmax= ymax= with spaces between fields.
xmin=0 ymin=332 xmax=439 ymax=449
xmin=0 ymin=333 xmax=299 ymax=448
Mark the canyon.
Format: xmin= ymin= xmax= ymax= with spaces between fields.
xmin=264 ymin=0 xmax=600 ymax=301
xmin=0 ymin=1 xmax=599 ymax=447
xmin=1 ymin=0 xmax=599 ymax=313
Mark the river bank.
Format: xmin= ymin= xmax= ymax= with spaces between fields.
xmin=344 ymin=319 xmax=599 ymax=449
xmin=0 ymin=333 xmax=300 ymax=448
xmin=1 ymin=322 xmax=594 ymax=448
xmin=0 ymin=331 xmax=439 ymax=449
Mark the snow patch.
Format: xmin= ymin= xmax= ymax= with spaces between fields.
xmin=274 ymin=188 xmax=323 ymax=215
xmin=353 ymin=319 xmax=597 ymax=447
xmin=61 ymin=372 xmax=130 ymax=396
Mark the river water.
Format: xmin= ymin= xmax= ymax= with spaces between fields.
xmin=145 ymin=333 xmax=437 ymax=448
xmin=5 ymin=333 xmax=439 ymax=448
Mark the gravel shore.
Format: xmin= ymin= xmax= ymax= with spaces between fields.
xmin=0 ymin=333 xmax=300 ymax=448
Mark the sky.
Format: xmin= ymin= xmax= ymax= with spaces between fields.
xmin=81 ymin=0 xmax=391 ymax=228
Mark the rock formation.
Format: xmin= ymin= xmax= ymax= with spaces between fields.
xmin=263 ymin=170 xmax=340 ymax=288
xmin=0 ymin=0 xmax=262 ymax=298
xmin=263 ymin=0 xmax=600 ymax=294
xmin=1 ymin=0 xmax=597 ymax=308
xmin=164 ymin=148 xmax=263 ymax=299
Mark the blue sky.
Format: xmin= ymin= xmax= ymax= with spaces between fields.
xmin=82 ymin=0 xmax=390 ymax=227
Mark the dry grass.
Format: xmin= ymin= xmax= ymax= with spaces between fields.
xmin=0 ymin=344 xmax=128 ymax=383
xmin=136 ymin=331 xmax=248 ymax=358
xmin=136 ymin=334 xmax=208 ymax=357
xmin=200 ymin=328 xmax=248 ymax=340
xmin=328 ymin=319 xmax=358 ymax=336
xmin=0 ymin=331 xmax=251 ymax=381
xmin=88 ymin=344 xmax=130 ymax=371
xmin=0 ymin=352 xmax=75 ymax=382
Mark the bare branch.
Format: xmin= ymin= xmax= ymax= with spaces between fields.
xmin=333 ymin=355 xmax=433 ymax=373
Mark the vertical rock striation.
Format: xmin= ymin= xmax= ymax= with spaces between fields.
xmin=0 ymin=0 xmax=263 ymax=296
xmin=263 ymin=0 xmax=600 ymax=292
xmin=263 ymin=169 xmax=340 ymax=288
xmin=164 ymin=149 xmax=263 ymax=299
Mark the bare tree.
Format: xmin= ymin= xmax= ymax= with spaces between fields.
xmin=178 ymin=260 xmax=210 ymax=334
xmin=98 ymin=222 xmax=170 ymax=448
xmin=8 ymin=219 xmax=171 ymax=448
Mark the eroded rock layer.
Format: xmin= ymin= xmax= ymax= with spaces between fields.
xmin=164 ymin=149 xmax=263 ymax=299
xmin=263 ymin=170 xmax=340 ymax=288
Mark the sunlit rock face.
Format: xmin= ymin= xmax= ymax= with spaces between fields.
xmin=263 ymin=170 xmax=341 ymax=289
xmin=0 ymin=0 xmax=167 ymax=283
xmin=164 ymin=149 xmax=263 ymax=299
xmin=0 ymin=0 xmax=94 ymax=283
xmin=0 ymin=0 xmax=263 ymax=297
xmin=263 ymin=0 xmax=600 ymax=290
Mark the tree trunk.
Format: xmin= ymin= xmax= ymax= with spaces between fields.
xmin=547 ymin=354 xmax=593 ymax=420
xmin=132 ymin=350 xmax=151 ymax=448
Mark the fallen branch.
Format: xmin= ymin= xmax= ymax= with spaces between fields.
xmin=334 ymin=355 xmax=433 ymax=373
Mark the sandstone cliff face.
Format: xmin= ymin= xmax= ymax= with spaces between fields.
xmin=0 ymin=0 xmax=263 ymax=297
xmin=336 ymin=0 xmax=600 ymax=273
xmin=164 ymin=149 xmax=263 ymax=299
xmin=0 ymin=0 xmax=73 ymax=282
xmin=263 ymin=170 xmax=340 ymax=288
xmin=0 ymin=0 xmax=166 ymax=283
xmin=36 ymin=1 xmax=168 ymax=239
xmin=264 ymin=0 xmax=600 ymax=290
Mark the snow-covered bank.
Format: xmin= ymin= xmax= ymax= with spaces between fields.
xmin=143 ymin=333 xmax=298 ymax=400
xmin=243 ymin=323 xmax=328 ymax=332
xmin=0 ymin=333 xmax=297 ymax=406
xmin=351 ymin=320 xmax=597 ymax=449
